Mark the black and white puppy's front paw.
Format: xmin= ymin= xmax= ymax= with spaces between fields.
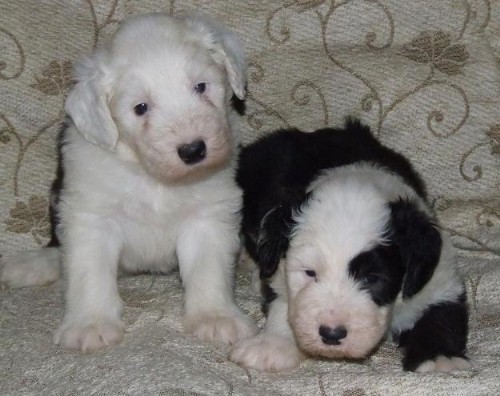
xmin=398 ymin=294 xmax=470 ymax=373
xmin=414 ymin=356 xmax=472 ymax=373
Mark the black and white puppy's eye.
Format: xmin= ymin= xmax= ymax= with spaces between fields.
xmin=193 ymin=82 xmax=207 ymax=94
xmin=134 ymin=103 xmax=148 ymax=116
xmin=304 ymin=270 xmax=317 ymax=278
xmin=361 ymin=274 xmax=379 ymax=285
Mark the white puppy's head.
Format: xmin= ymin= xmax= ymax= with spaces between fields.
xmin=284 ymin=169 xmax=442 ymax=360
xmin=65 ymin=13 xmax=246 ymax=183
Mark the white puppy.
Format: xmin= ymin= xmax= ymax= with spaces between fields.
xmin=1 ymin=13 xmax=257 ymax=351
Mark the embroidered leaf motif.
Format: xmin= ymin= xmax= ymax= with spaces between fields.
xmin=30 ymin=59 xmax=73 ymax=95
xmin=401 ymin=31 xmax=469 ymax=75
xmin=5 ymin=195 xmax=50 ymax=244
xmin=402 ymin=31 xmax=435 ymax=63
xmin=434 ymin=45 xmax=469 ymax=75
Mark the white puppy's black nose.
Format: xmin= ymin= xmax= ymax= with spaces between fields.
xmin=177 ymin=140 xmax=207 ymax=164
xmin=319 ymin=325 xmax=347 ymax=345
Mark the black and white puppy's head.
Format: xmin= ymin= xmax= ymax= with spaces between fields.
xmin=281 ymin=165 xmax=441 ymax=359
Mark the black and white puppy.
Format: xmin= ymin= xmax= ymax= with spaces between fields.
xmin=230 ymin=119 xmax=470 ymax=373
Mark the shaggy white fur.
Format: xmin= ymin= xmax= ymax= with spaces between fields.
xmin=1 ymin=13 xmax=257 ymax=351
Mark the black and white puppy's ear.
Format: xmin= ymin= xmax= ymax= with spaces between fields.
xmin=256 ymin=204 xmax=296 ymax=279
xmin=389 ymin=199 xmax=442 ymax=299
xmin=65 ymin=48 xmax=118 ymax=150
xmin=256 ymin=193 xmax=311 ymax=279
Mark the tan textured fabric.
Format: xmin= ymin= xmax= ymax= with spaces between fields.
xmin=0 ymin=1 xmax=499 ymax=395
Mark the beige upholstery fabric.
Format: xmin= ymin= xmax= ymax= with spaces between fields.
xmin=1 ymin=1 xmax=499 ymax=394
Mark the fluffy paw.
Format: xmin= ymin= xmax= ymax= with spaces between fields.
xmin=54 ymin=318 xmax=125 ymax=352
xmin=229 ymin=333 xmax=305 ymax=372
xmin=184 ymin=311 xmax=258 ymax=345
xmin=415 ymin=356 xmax=472 ymax=373
xmin=1 ymin=248 xmax=60 ymax=288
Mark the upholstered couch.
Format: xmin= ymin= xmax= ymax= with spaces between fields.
xmin=1 ymin=1 xmax=499 ymax=394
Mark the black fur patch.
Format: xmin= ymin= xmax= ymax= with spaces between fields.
xmin=389 ymin=199 xmax=442 ymax=299
xmin=396 ymin=292 xmax=468 ymax=371
xmin=261 ymin=281 xmax=277 ymax=317
xmin=348 ymin=244 xmax=404 ymax=306
xmin=230 ymin=93 xmax=246 ymax=116
xmin=47 ymin=124 xmax=67 ymax=248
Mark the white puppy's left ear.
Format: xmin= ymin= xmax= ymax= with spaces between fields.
xmin=65 ymin=49 xmax=118 ymax=149
xmin=215 ymin=26 xmax=247 ymax=100
xmin=185 ymin=14 xmax=247 ymax=100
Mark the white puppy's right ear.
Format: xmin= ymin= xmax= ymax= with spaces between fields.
xmin=65 ymin=50 xmax=118 ymax=149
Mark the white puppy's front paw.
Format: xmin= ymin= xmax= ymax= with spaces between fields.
xmin=229 ymin=333 xmax=305 ymax=372
xmin=184 ymin=310 xmax=258 ymax=345
xmin=415 ymin=356 xmax=472 ymax=373
xmin=54 ymin=318 xmax=125 ymax=352
xmin=1 ymin=248 xmax=60 ymax=288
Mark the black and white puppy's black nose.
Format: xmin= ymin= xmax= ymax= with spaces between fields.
xmin=177 ymin=140 xmax=206 ymax=165
xmin=319 ymin=325 xmax=347 ymax=345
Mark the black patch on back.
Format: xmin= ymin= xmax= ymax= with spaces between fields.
xmin=237 ymin=118 xmax=427 ymax=279
xmin=396 ymin=292 xmax=469 ymax=371
xmin=348 ymin=244 xmax=404 ymax=306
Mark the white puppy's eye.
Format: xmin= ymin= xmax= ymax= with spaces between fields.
xmin=134 ymin=103 xmax=148 ymax=116
xmin=193 ymin=82 xmax=207 ymax=94
xmin=304 ymin=270 xmax=317 ymax=278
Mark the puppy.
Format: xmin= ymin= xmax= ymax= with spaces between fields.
xmin=1 ymin=13 xmax=257 ymax=351
xmin=230 ymin=119 xmax=470 ymax=373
